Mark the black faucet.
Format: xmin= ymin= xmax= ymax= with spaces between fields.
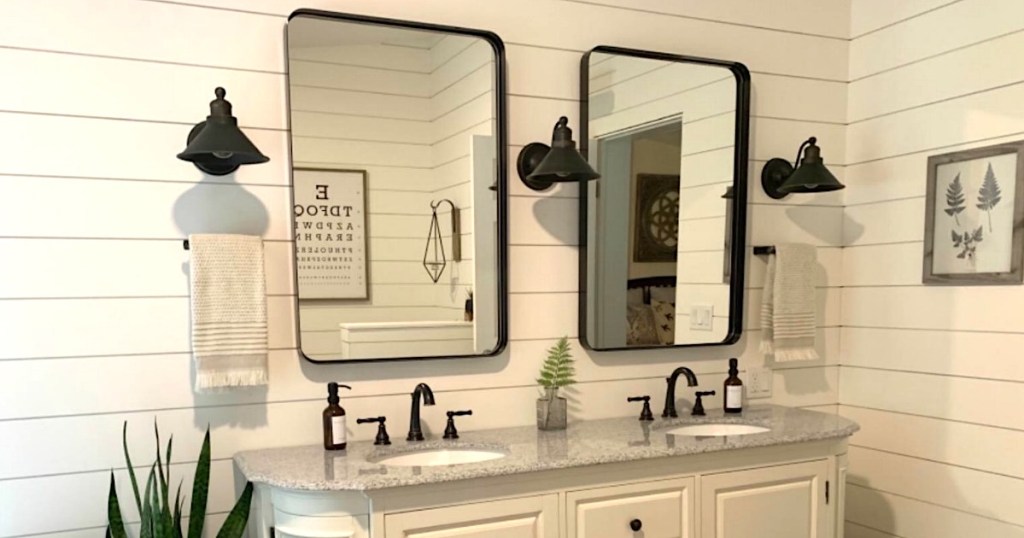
xmin=662 ymin=366 xmax=699 ymax=418
xmin=407 ymin=383 xmax=436 ymax=441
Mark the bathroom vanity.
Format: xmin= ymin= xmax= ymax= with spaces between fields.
xmin=235 ymin=405 xmax=857 ymax=538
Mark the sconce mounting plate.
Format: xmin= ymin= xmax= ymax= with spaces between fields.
xmin=184 ymin=121 xmax=240 ymax=176
xmin=761 ymin=157 xmax=794 ymax=200
xmin=517 ymin=142 xmax=554 ymax=191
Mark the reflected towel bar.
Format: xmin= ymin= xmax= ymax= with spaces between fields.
xmin=753 ymin=246 xmax=775 ymax=255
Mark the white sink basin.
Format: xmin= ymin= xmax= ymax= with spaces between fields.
xmin=372 ymin=448 xmax=508 ymax=467
xmin=668 ymin=423 xmax=770 ymax=437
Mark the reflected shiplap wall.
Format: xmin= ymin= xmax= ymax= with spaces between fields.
xmin=0 ymin=1 xmax=847 ymax=536
xmin=841 ymin=1 xmax=1024 ymax=537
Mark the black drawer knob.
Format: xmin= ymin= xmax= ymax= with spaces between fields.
xmin=630 ymin=519 xmax=642 ymax=531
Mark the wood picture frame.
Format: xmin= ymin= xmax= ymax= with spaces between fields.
xmin=633 ymin=173 xmax=680 ymax=263
xmin=923 ymin=141 xmax=1024 ymax=285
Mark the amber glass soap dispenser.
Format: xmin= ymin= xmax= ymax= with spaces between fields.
xmin=323 ymin=382 xmax=352 ymax=450
xmin=723 ymin=358 xmax=743 ymax=413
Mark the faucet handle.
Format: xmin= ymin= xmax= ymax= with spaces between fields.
xmin=627 ymin=396 xmax=655 ymax=421
xmin=444 ymin=410 xmax=472 ymax=439
xmin=356 ymin=416 xmax=391 ymax=445
xmin=692 ymin=391 xmax=716 ymax=416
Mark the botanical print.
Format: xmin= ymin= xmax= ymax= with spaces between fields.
xmin=932 ymin=153 xmax=1016 ymax=275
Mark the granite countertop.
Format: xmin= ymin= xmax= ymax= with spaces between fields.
xmin=234 ymin=405 xmax=858 ymax=491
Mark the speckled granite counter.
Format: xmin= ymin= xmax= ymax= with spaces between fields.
xmin=234 ymin=405 xmax=858 ymax=491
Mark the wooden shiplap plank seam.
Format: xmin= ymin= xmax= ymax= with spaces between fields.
xmin=850 ymin=25 xmax=1024 ymax=83
xmin=846 ymin=476 xmax=1024 ymax=529
xmin=840 ymin=403 xmax=1024 ymax=434
xmin=849 ymin=0 xmax=964 ymax=40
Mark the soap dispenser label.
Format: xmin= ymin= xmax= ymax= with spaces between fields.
xmin=331 ymin=416 xmax=347 ymax=445
xmin=727 ymin=386 xmax=743 ymax=408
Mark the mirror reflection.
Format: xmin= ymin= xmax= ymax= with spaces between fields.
xmin=287 ymin=12 xmax=505 ymax=362
xmin=581 ymin=47 xmax=749 ymax=349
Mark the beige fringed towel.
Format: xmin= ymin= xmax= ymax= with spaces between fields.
xmin=759 ymin=243 xmax=818 ymax=362
xmin=188 ymin=234 xmax=269 ymax=391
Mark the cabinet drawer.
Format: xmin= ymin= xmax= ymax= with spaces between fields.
xmin=384 ymin=494 xmax=559 ymax=538
xmin=567 ymin=477 xmax=695 ymax=538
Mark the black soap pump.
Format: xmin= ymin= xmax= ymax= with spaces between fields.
xmin=724 ymin=358 xmax=743 ymax=414
xmin=323 ymin=382 xmax=352 ymax=450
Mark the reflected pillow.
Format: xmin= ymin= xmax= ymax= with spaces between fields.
xmin=626 ymin=287 xmax=644 ymax=305
xmin=626 ymin=304 xmax=659 ymax=345
xmin=651 ymin=299 xmax=675 ymax=345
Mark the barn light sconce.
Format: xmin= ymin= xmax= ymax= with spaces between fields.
xmin=177 ymin=87 xmax=270 ymax=176
xmin=761 ymin=136 xmax=844 ymax=199
xmin=517 ymin=116 xmax=600 ymax=191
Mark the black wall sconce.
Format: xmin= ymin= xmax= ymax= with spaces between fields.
xmin=517 ymin=116 xmax=600 ymax=191
xmin=177 ymin=87 xmax=270 ymax=176
xmin=761 ymin=136 xmax=844 ymax=199
xmin=424 ymin=199 xmax=462 ymax=283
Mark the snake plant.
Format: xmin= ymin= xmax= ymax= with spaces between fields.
xmin=106 ymin=422 xmax=253 ymax=538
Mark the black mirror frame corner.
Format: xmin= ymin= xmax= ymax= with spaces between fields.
xmin=577 ymin=45 xmax=751 ymax=351
xmin=286 ymin=9 xmax=509 ymax=364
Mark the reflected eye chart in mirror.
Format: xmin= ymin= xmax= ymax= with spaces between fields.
xmin=293 ymin=168 xmax=367 ymax=300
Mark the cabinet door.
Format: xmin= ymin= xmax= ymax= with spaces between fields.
xmin=700 ymin=460 xmax=829 ymax=538
xmin=567 ymin=477 xmax=694 ymax=538
xmin=384 ymin=494 xmax=559 ymax=538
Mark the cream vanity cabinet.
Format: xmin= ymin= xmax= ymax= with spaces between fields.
xmin=251 ymin=449 xmax=847 ymax=538
xmin=239 ymin=409 xmax=857 ymax=538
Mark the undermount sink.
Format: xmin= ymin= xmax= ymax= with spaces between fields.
xmin=668 ymin=423 xmax=770 ymax=437
xmin=371 ymin=448 xmax=508 ymax=467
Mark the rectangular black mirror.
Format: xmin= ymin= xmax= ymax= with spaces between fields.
xmin=580 ymin=46 xmax=750 ymax=350
xmin=287 ymin=10 xmax=507 ymax=362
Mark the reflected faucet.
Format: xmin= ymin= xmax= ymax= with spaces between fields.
xmin=407 ymin=383 xmax=436 ymax=441
xmin=662 ymin=367 xmax=699 ymax=418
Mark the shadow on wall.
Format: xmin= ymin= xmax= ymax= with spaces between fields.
xmin=173 ymin=175 xmax=270 ymax=237
xmin=842 ymin=483 xmax=895 ymax=537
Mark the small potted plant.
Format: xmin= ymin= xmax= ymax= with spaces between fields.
xmin=536 ymin=336 xmax=575 ymax=430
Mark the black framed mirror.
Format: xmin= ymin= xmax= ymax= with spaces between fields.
xmin=579 ymin=46 xmax=750 ymax=350
xmin=287 ymin=10 xmax=507 ymax=362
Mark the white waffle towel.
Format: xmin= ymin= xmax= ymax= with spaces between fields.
xmin=188 ymin=234 xmax=269 ymax=391
xmin=759 ymin=243 xmax=819 ymax=362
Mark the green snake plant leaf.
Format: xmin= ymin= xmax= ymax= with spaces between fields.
xmin=214 ymin=482 xmax=254 ymax=538
xmin=122 ymin=422 xmax=143 ymax=514
xmin=154 ymin=422 xmax=173 ymax=531
xmin=107 ymin=473 xmax=129 ymax=538
xmin=187 ymin=429 xmax=212 ymax=538
xmin=173 ymin=480 xmax=184 ymax=538
xmin=140 ymin=467 xmax=156 ymax=538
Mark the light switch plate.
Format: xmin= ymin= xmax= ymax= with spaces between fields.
xmin=689 ymin=304 xmax=714 ymax=331
xmin=747 ymin=367 xmax=773 ymax=398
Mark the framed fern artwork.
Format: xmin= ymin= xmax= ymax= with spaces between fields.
xmin=923 ymin=141 xmax=1024 ymax=284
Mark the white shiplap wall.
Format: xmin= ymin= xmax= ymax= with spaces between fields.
xmin=0 ymin=1 xmax=848 ymax=536
xmin=842 ymin=1 xmax=1024 ymax=537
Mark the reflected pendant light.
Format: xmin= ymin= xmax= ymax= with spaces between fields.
xmin=423 ymin=204 xmax=447 ymax=283
xmin=517 ymin=116 xmax=601 ymax=191
xmin=761 ymin=136 xmax=844 ymax=199
xmin=177 ymin=87 xmax=270 ymax=176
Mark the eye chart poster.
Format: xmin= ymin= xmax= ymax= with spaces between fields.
xmin=293 ymin=168 xmax=368 ymax=299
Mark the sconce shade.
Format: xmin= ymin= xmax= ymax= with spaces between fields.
xmin=177 ymin=87 xmax=270 ymax=176
xmin=761 ymin=137 xmax=844 ymax=199
xmin=517 ymin=116 xmax=600 ymax=191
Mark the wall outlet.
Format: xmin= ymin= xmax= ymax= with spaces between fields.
xmin=689 ymin=304 xmax=714 ymax=331
xmin=746 ymin=367 xmax=773 ymax=399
